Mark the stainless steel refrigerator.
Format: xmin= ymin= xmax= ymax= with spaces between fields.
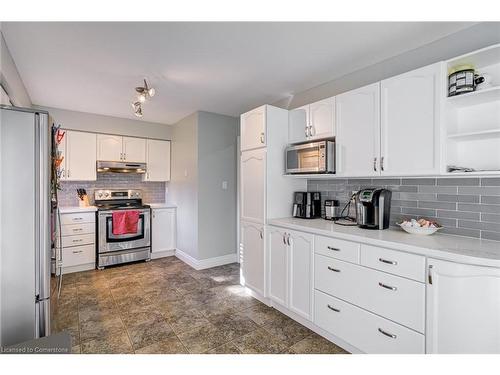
xmin=0 ymin=105 xmax=51 ymax=347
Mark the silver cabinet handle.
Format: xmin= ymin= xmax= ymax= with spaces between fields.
xmin=72 ymin=239 xmax=83 ymax=243
xmin=327 ymin=246 xmax=340 ymax=252
xmin=380 ymin=156 xmax=385 ymax=171
xmin=286 ymin=234 xmax=291 ymax=246
xmin=305 ymin=126 xmax=309 ymax=138
xmin=379 ymin=282 xmax=397 ymax=291
xmin=67 ymin=169 xmax=71 ymax=178
xmin=72 ymin=228 xmax=83 ymax=232
xmin=310 ymin=125 xmax=315 ymax=136
xmin=73 ymin=217 xmax=83 ymax=221
xmin=72 ymin=250 xmax=83 ymax=254
xmin=260 ymin=132 xmax=265 ymax=144
xmin=378 ymin=328 xmax=397 ymax=339
xmin=327 ymin=266 xmax=340 ymax=273
xmin=259 ymin=229 xmax=263 ymax=239
xmin=124 ymin=153 xmax=126 ymax=160
xmin=428 ymin=265 xmax=433 ymax=285
xmin=379 ymin=258 xmax=398 ymax=265
xmin=327 ymin=304 xmax=340 ymax=313
xmin=373 ymin=157 xmax=377 ymax=172
xmin=282 ymin=234 xmax=287 ymax=245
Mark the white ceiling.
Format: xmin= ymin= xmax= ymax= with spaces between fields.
xmin=2 ymin=22 xmax=473 ymax=125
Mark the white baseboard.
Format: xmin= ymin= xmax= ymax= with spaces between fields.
xmin=174 ymin=249 xmax=238 ymax=270
xmin=150 ymin=249 xmax=175 ymax=259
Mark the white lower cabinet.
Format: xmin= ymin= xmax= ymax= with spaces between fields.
xmin=151 ymin=208 xmax=176 ymax=257
xmin=241 ymin=221 xmax=265 ymax=296
xmin=314 ymin=290 xmax=424 ymax=354
xmin=426 ymin=258 xmax=500 ymax=354
xmin=268 ymin=227 xmax=288 ymax=306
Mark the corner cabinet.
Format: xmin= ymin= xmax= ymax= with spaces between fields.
xmin=240 ymin=221 xmax=265 ymax=296
xmin=151 ymin=207 xmax=176 ymax=258
xmin=380 ymin=62 xmax=444 ymax=175
xmin=144 ymin=139 xmax=171 ymax=182
xmin=288 ymin=97 xmax=335 ymax=144
xmin=426 ymin=258 xmax=500 ymax=353
xmin=62 ymin=131 xmax=97 ymax=181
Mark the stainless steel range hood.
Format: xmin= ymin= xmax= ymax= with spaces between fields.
xmin=97 ymin=161 xmax=147 ymax=174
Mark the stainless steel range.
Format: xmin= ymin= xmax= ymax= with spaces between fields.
xmin=95 ymin=189 xmax=151 ymax=269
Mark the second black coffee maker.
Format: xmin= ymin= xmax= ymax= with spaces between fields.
xmin=292 ymin=192 xmax=321 ymax=219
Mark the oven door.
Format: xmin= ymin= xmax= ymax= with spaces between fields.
xmin=286 ymin=141 xmax=327 ymax=174
xmin=98 ymin=208 xmax=150 ymax=253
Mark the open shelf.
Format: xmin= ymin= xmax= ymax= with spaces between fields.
xmin=448 ymin=128 xmax=500 ymax=141
xmin=447 ymin=44 xmax=500 ymax=70
xmin=447 ymin=86 xmax=500 ymax=107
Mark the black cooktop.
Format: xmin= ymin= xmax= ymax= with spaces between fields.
xmin=95 ymin=199 xmax=150 ymax=211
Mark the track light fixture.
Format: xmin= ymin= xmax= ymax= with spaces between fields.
xmin=131 ymin=79 xmax=155 ymax=117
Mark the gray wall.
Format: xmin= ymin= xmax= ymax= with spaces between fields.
xmin=38 ymin=106 xmax=173 ymax=140
xmin=169 ymin=111 xmax=239 ymax=261
xmin=198 ymin=111 xmax=238 ymax=260
xmin=169 ymin=112 xmax=199 ymax=259
xmin=274 ymin=22 xmax=500 ymax=109
xmin=307 ymin=177 xmax=500 ymax=241
xmin=0 ymin=30 xmax=31 ymax=107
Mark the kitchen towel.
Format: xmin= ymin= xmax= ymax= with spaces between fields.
xmin=112 ymin=211 xmax=140 ymax=235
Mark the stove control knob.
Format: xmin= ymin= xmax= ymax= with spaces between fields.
xmin=97 ymin=193 xmax=103 ymax=198
xmin=104 ymin=193 xmax=109 ymax=198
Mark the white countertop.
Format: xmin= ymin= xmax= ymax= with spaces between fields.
xmin=58 ymin=206 xmax=97 ymax=214
xmin=147 ymin=203 xmax=177 ymax=209
xmin=268 ymin=217 xmax=500 ymax=268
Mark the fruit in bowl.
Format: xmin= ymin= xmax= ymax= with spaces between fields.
xmin=398 ymin=218 xmax=442 ymax=235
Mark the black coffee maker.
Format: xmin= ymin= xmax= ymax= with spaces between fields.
xmin=293 ymin=192 xmax=321 ymax=219
xmin=355 ymin=188 xmax=392 ymax=229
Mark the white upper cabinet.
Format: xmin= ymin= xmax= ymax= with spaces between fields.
xmin=309 ymin=97 xmax=335 ymax=140
xmin=96 ymin=134 xmax=122 ymax=161
xmin=268 ymin=226 xmax=288 ymax=306
xmin=240 ymin=148 xmax=266 ymax=224
xmin=65 ymin=131 xmax=97 ymax=181
xmin=336 ymin=83 xmax=381 ymax=176
xmin=426 ymin=258 xmax=500 ymax=354
xmin=122 ymin=137 xmax=146 ymax=163
xmin=144 ymin=139 xmax=171 ymax=182
xmin=288 ymin=98 xmax=335 ymax=144
xmin=97 ymin=134 xmax=146 ymax=162
xmin=380 ymin=62 xmax=443 ymax=175
xmin=288 ymin=104 xmax=309 ymax=144
xmin=241 ymin=105 xmax=266 ymax=151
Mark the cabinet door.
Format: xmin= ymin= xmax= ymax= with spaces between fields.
xmin=58 ymin=132 xmax=68 ymax=180
xmin=268 ymin=226 xmax=288 ymax=306
xmin=380 ymin=63 xmax=442 ymax=175
xmin=145 ymin=139 xmax=171 ymax=181
xmin=336 ymin=83 xmax=380 ymax=176
xmin=152 ymin=208 xmax=176 ymax=252
xmin=240 ymin=221 xmax=265 ymax=296
xmin=288 ymin=230 xmax=313 ymax=320
xmin=123 ymin=136 xmax=146 ymax=163
xmin=240 ymin=149 xmax=266 ymax=224
xmin=97 ymin=134 xmax=122 ymax=161
xmin=309 ymin=97 xmax=335 ymax=140
xmin=241 ymin=105 xmax=266 ymax=151
xmin=66 ymin=131 xmax=96 ymax=181
xmin=427 ymin=258 xmax=500 ymax=354
xmin=288 ymin=104 xmax=309 ymax=144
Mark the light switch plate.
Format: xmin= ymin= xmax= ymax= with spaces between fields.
xmin=222 ymin=181 xmax=228 ymax=190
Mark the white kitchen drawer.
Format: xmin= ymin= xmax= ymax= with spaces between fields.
xmin=61 ymin=223 xmax=95 ymax=237
xmin=62 ymin=244 xmax=95 ymax=268
xmin=360 ymin=244 xmax=425 ymax=282
xmin=60 ymin=212 xmax=95 ymax=225
xmin=61 ymin=233 xmax=95 ymax=248
xmin=314 ymin=254 xmax=425 ymax=332
xmin=314 ymin=235 xmax=360 ymax=264
xmin=314 ymin=290 xmax=424 ymax=354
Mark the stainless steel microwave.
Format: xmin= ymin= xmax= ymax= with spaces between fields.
xmin=285 ymin=140 xmax=335 ymax=174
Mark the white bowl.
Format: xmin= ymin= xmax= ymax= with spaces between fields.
xmin=398 ymin=224 xmax=442 ymax=235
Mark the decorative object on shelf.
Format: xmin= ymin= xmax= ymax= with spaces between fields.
xmin=131 ymin=78 xmax=156 ymax=117
xmin=448 ymin=64 xmax=476 ymax=97
xmin=398 ymin=218 xmax=442 ymax=235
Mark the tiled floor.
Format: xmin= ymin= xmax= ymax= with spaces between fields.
xmin=51 ymin=257 xmax=349 ymax=354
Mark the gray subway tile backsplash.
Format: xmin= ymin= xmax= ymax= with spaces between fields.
xmin=307 ymin=177 xmax=500 ymax=241
xmin=57 ymin=173 xmax=166 ymax=207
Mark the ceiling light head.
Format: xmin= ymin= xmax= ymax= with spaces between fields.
xmin=138 ymin=93 xmax=147 ymax=103
xmin=132 ymin=101 xmax=143 ymax=117
xmin=132 ymin=79 xmax=154 ymax=117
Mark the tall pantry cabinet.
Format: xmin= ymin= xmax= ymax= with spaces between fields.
xmin=239 ymin=105 xmax=305 ymax=300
